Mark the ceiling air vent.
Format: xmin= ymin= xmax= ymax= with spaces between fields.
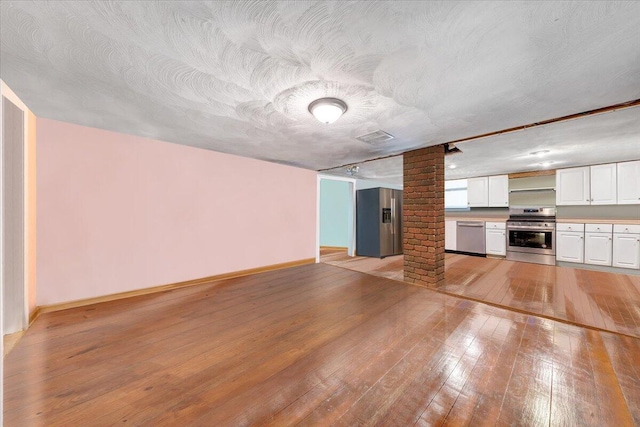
xmin=355 ymin=129 xmax=395 ymax=145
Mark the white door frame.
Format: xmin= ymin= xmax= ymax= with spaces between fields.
xmin=316 ymin=174 xmax=357 ymax=262
xmin=0 ymin=81 xmax=30 ymax=335
xmin=0 ymin=79 xmax=5 ymax=424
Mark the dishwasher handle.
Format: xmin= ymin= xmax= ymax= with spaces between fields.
xmin=457 ymin=221 xmax=485 ymax=227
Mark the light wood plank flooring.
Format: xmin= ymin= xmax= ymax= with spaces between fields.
xmin=322 ymin=249 xmax=640 ymax=338
xmin=4 ymin=263 xmax=640 ymax=425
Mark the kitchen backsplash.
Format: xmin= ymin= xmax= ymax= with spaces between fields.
xmin=557 ymin=205 xmax=640 ymax=220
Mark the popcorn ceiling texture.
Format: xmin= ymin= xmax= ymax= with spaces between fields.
xmin=1 ymin=1 xmax=639 ymax=171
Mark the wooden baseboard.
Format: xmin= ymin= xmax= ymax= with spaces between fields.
xmin=29 ymin=306 xmax=41 ymax=325
xmin=37 ymin=258 xmax=316 ymax=315
xmin=320 ymin=246 xmax=348 ymax=250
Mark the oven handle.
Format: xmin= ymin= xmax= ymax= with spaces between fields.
xmin=507 ymin=226 xmax=555 ymax=231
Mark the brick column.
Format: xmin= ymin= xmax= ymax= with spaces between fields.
xmin=403 ymin=145 xmax=445 ymax=287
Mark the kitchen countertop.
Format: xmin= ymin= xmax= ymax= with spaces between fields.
xmin=445 ymin=217 xmax=640 ymax=225
xmin=556 ymin=218 xmax=640 ymax=225
xmin=445 ymin=216 xmax=508 ymax=222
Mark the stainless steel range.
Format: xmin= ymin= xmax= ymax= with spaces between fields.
xmin=506 ymin=207 xmax=556 ymax=265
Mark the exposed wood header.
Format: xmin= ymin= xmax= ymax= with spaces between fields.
xmin=508 ymin=169 xmax=556 ymax=179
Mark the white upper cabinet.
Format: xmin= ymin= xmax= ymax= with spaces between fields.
xmin=488 ymin=175 xmax=509 ymax=207
xmin=556 ymin=167 xmax=590 ymax=205
xmin=557 ymin=164 xmax=619 ymax=206
xmin=467 ymin=177 xmax=489 ymax=207
xmin=467 ymin=175 xmax=508 ymax=208
xmin=617 ymin=160 xmax=640 ymax=204
xmin=590 ymin=163 xmax=617 ymax=205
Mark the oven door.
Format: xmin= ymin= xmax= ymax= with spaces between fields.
xmin=507 ymin=225 xmax=555 ymax=255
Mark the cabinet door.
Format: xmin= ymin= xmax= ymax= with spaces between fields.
xmin=556 ymin=167 xmax=590 ymax=206
xmin=467 ymin=177 xmax=489 ymax=207
xmin=485 ymin=228 xmax=506 ymax=256
xmin=617 ymin=161 xmax=640 ymax=204
xmin=556 ymin=232 xmax=584 ymax=263
xmin=488 ymin=175 xmax=509 ymax=207
xmin=445 ymin=220 xmax=457 ymax=251
xmin=613 ymin=234 xmax=640 ymax=269
xmin=590 ymin=164 xmax=617 ymax=205
xmin=584 ymin=233 xmax=612 ymax=266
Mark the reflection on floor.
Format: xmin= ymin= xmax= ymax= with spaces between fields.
xmin=4 ymin=263 xmax=640 ymax=425
xmin=321 ymin=249 xmax=640 ymax=338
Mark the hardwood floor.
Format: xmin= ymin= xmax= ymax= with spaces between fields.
xmin=4 ymin=263 xmax=640 ymax=425
xmin=3 ymin=331 xmax=24 ymax=357
xmin=322 ymin=249 xmax=640 ymax=338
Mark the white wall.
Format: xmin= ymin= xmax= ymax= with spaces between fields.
xmin=356 ymin=178 xmax=403 ymax=191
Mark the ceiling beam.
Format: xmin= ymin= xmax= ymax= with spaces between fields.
xmin=319 ymin=98 xmax=640 ymax=172
xmin=508 ymin=169 xmax=556 ymax=179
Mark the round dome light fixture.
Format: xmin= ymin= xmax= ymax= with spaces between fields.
xmin=308 ymin=97 xmax=348 ymax=124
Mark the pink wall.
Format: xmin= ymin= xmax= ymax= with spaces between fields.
xmin=37 ymin=118 xmax=317 ymax=306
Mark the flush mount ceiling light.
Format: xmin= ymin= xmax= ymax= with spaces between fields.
xmin=538 ymin=161 xmax=555 ymax=167
xmin=346 ymin=165 xmax=359 ymax=176
xmin=448 ymin=164 xmax=457 ymax=169
xmin=308 ymin=98 xmax=348 ymax=124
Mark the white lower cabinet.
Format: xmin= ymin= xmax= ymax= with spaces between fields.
xmin=584 ymin=224 xmax=613 ymax=266
xmin=445 ymin=220 xmax=457 ymax=251
xmin=556 ymin=223 xmax=585 ymax=263
xmin=612 ymin=225 xmax=640 ymax=269
xmin=485 ymin=222 xmax=506 ymax=256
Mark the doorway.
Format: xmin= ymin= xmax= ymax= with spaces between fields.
xmin=316 ymin=175 xmax=356 ymax=262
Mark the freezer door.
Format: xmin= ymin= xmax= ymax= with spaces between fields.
xmin=379 ymin=188 xmax=394 ymax=256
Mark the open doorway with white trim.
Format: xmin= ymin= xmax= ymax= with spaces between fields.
xmin=316 ymin=174 xmax=356 ymax=262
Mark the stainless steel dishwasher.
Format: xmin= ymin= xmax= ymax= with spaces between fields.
xmin=456 ymin=221 xmax=486 ymax=255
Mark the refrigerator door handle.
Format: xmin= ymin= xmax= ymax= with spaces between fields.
xmin=390 ymin=198 xmax=395 ymax=234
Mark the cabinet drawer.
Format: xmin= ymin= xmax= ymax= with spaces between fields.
xmin=485 ymin=222 xmax=506 ymax=230
xmin=613 ymin=224 xmax=640 ymax=234
xmin=557 ymin=223 xmax=584 ymax=232
xmin=585 ymin=223 xmax=613 ymax=233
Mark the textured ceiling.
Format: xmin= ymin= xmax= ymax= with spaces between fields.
xmin=324 ymin=105 xmax=640 ymax=185
xmin=1 ymin=1 xmax=640 ymax=170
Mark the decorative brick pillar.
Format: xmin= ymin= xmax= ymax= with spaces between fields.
xmin=403 ymin=145 xmax=445 ymax=287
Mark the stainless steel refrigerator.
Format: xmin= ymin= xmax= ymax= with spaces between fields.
xmin=356 ymin=188 xmax=403 ymax=258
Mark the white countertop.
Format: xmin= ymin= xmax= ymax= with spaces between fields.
xmin=445 ymin=217 xmax=639 ymax=225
